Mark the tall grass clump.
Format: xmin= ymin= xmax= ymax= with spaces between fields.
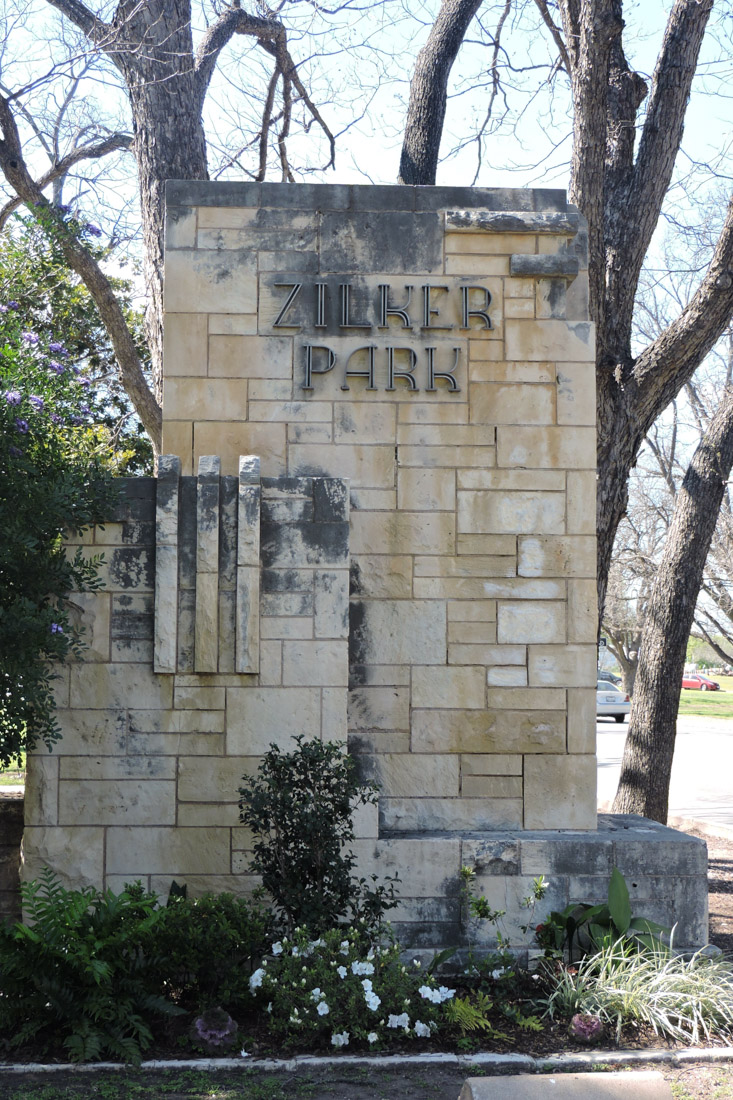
xmin=544 ymin=938 xmax=733 ymax=1045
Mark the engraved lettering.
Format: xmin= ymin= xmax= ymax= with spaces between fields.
xmin=273 ymin=282 xmax=303 ymax=327
xmin=460 ymin=285 xmax=492 ymax=329
xmin=386 ymin=347 xmax=418 ymax=391
xmin=425 ymin=346 xmax=461 ymax=392
xmin=378 ymin=284 xmax=413 ymax=329
xmin=341 ymin=346 xmax=377 ymax=391
xmin=422 ymin=285 xmax=453 ymax=330
xmin=302 ymin=345 xmax=336 ymax=390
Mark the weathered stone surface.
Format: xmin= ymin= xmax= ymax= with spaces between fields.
xmin=351 ymin=599 xmax=446 ymax=666
xmin=226 ymin=687 xmax=321 ymax=753
xmin=524 ymin=754 xmax=597 ymax=829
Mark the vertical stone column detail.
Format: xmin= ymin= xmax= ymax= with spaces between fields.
xmin=154 ymin=454 xmax=181 ymax=673
xmin=236 ymin=454 xmax=261 ymax=674
xmin=195 ymin=455 xmax=221 ymax=673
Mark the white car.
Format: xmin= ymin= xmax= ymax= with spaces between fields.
xmin=596 ymin=679 xmax=631 ymax=723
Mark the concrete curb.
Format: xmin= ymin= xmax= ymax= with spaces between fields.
xmin=3 ymin=1047 xmax=733 ymax=1076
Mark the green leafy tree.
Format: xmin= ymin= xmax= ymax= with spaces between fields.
xmin=0 ymin=260 xmax=118 ymax=766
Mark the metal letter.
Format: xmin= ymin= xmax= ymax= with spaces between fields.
xmin=378 ymin=284 xmax=413 ymax=329
xmin=272 ymin=282 xmax=303 ymax=327
xmin=422 ymin=285 xmax=453 ymax=330
xmin=315 ymin=283 xmax=327 ymax=328
xmin=386 ymin=346 xmax=418 ymax=391
xmin=302 ymin=345 xmax=337 ymax=390
xmin=460 ymin=285 xmax=492 ymax=329
xmin=341 ymin=345 xmax=377 ymax=391
xmin=339 ymin=283 xmax=371 ymax=329
xmin=425 ymin=346 xmax=461 ymax=392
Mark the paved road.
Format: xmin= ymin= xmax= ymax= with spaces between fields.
xmin=597 ymin=713 xmax=733 ymax=831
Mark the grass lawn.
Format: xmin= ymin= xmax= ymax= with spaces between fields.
xmin=678 ymin=675 xmax=733 ymax=719
xmin=0 ymin=751 xmax=25 ymax=787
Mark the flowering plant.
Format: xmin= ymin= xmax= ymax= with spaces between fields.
xmin=248 ymin=925 xmax=454 ymax=1051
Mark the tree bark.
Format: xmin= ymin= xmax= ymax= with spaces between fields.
xmin=612 ymin=387 xmax=733 ymax=821
xmin=398 ymin=0 xmax=484 ymax=185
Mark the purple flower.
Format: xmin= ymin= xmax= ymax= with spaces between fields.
xmin=69 ymin=415 xmax=83 ymax=426
xmin=78 ymin=377 xmax=91 ymax=388
xmin=50 ymin=623 xmax=64 ymax=634
xmin=14 ymin=418 xmax=29 ymax=433
xmin=50 ymin=413 xmax=63 ymax=425
xmin=29 ymin=395 xmax=44 ymax=412
xmin=6 ymin=301 xmax=19 ymax=310
xmin=48 ymin=361 xmax=64 ymax=375
xmin=48 ymin=342 xmax=68 ymax=357
xmin=85 ymin=222 xmax=102 ymax=237
xmin=0 ymin=305 xmax=7 ymax=314
xmin=79 ymin=404 xmax=91 ymax=416
xmin=8 ymin=445 xmax=23 ymax=458
xmin=21 ymin=331 xmax=39 ymax=346
xmin=3 ymin=390 xmax=21 ymax=406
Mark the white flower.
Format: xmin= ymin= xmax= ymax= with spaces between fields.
xmin=310 ymin=988 xmax=324 ymax=1003
xmin=249 ymin=967 xmax=266 ymax=992
xmin=352 ymin=960 xmax=375 ymax=976
xmin=491 ymin=968 xmax=507 ymax=980
xmin=271 ymin=941 xmax=283 ymax=955
xmin=331 ymin=1031 xmax=349 ymax=1047
xmin=437 ymin=985 xmax=455 ymax=1002
xmin=361 ymin=978 xmax=373 ymax=993
xmin=387 ymin=1012 xmax=410 ymax=1029
xmin=266 ymin=1002 xmax=273 ymax=1014
xmin=289 ymin=1014 xmax=301 ymax=1025
xmin=340 ymin=940 xmax=350 ymax=955
xmin=317 ymin=1001 xmax=330 ymax=1016
xmin=414 ymin=1020 xmax=430 ymax=1038
xmin=367 ymin=1031 xmax=378 ymax=1044
xmin=337 ymin=966 xmax=347 ymax=979
xmin=413 ymin=959 xmax=422 ymax=969
xmin=292 ymin=946 xmax=301 ymax=957
xmin=419 ymin=984 xmax=455 ymax=1004
xmin=365 ymin=992 xmax=381 ymax=1011
xmin=240 ymin=1048 xmax=250 ymax=1058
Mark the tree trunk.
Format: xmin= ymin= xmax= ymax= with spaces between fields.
xmin=398 ymin=0 xmax=483 ymax=185
xmin=612 ymin=388 xmax=733 ymax=821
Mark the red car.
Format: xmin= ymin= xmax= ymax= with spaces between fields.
xmin=681 ymin=673 xmax=720 ymax=691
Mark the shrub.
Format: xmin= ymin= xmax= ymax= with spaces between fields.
xmin=144 ymin=889 xmax=273 ymax=1011
xmin=0 ymin=871 xmax=182 ymax=1063
xmin=239 ymin=736 xmax=397 ymax=934
xmin=543 ymin=938 xmax=733 ymax=1044
xmin=247 ymin=925 xmax=454 ymax=1050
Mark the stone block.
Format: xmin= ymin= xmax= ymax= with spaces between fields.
xmin=462 ymin=775 xmax=523 ymax=798
xmin=350 ymin=556 xmax=413 ymax=598
xmin=505 ymin=318 xmax=594 ymax=362
xmin=470 ymin=383 xmax=555 ymax=425
xmin=194 ymin=422 xmax=287 ymax=478
xmin=178 ymin=756 xmax=258 ymax=802
xmin=497 ymin=601 xmax=566 ymax=644
xmin=67 ymin=591 xmax=111 ymax=663
xmin=458 ymin=469 xmax=564 ymax=491
xmin=486 ymin=687 xmax=566 ymax=711
xmin=461 ymin=754 xmax=522 ymax=775
xmin=54 ymin=709 xmax=128 ymax=755
xmin=412 ymin=666 xmax=485 ymax=709
xmin=208 ymin=334 xmax=294 ymax=380
xmin=360 ymin=753 xmax=460 ymax=798
xmin=568 ymin=578 xmax=598 ymax=644
xmin=236 ymin=565 xmax=260 ymax=672
xmin=460 ymin=1071 xmax=674 ymax=1099
xmin=165 ymin=377 xmax=248 ymax=422
xmin=524 ymin=755 xmax=597 ymax=829
xmin=194 ymin=570 xmax=219 ymax=673
xmin=106 ymin=827 xmax=231 ymax=875
xmin=397 ymin=467 xmax=456 ymax=511
xmin=282 ymin=640 xmax=347 ymax=687
xmin=350 ymin=511 xmax=455 ymax=556
xmin=163 ymin=248 xmax=257 ymax=314
xmin=497 ymin=425 xmax=596 ymax=469
xmin=209 ymin=313 xmax=258 ymax=335
xmin=348 ymin=686 xmax=410 ymax=731
xmin=227 ymin=687 xmax=321 ymax=753
xmin=351 ymin=599 xmax=446 ymax=666
xmin=504 ymin=297 xmax=535 ymax=318
xmin=567 ymin=470 xmax=597 ymax=534
xmin=70 ymin=664 xmax=173 ymax=711
xmin=412 ymin=707 xmax=566 ymax=754
xmin=447 ymin=625 xmax=498 ymax=647
xmin=557 ymin=362 xmax=596 ymax=426
xmin=165 ymin=206 xmax=196 ymax=249
xmin=260 ymin=616 xmax=312 ymax=640
xmin=319 ymin=211 xmax=443 ymax=274
xmin=528 ymin=644 xmax=597 ymax=687
xmin=58 ymin=780 xmax=176 ymax=826
xmin=321 ymin=687 xmax=347 ymax=740
xmin=174 ymin=685 xmax=225 ymax=710
xmin=381 ymin=797 xmax=522 ymax=832
xmin=289 ymin=444 xmax=395 ymax=490
xmin=177 ymin=803 xmax=242 ymax=827
xmin=520 ymin=834 xmax=613 ymax=876
xmin=261 ymin=520 xmax=349 ymax=569
xmin=486 ymin=666 xmax=528 ymax=687
xmin=567 ymin=688 xmax=597 ymax=754
xmin=163 ymin=314 xmax=207 ymax=376
xmin=314 ymin=571 xmax=349 ymax=639
xmin=447 ymin=599 xmax=500 ymax=621
xmin=24 ymin=754 xmax=58 ymax=826
xmin=458 ymin=490 xmax=565 ymax=535
xmin=399 ymin=444 xmax=496 ymax=468
xmin=518 ymin=536 xmax=596 ymax=578
xmin=334 ymin=402 xmax=397 ymax=444
xmin=397 ymin=423 xmax=494 ymax=447
xmin=22 ymin=827 xmax=104 ymax=889
xmin=351 ymin=837 xmax=460 ymax=897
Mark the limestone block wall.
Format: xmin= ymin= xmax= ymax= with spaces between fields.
xmin=161 ymin=182 xmax=598 ymax=833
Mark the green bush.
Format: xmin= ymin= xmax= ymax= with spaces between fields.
xmin=0 ymin=870 xmax=182 ymax=1063
xmin=247 ymin=925 xmax=454 ymax=1050
xmin=144 ymin=889 xmax=273 ymax=1011
xmin=239 ymin=736 xmax=397 ymax=934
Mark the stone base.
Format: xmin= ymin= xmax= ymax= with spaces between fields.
xmin=354 ymin=814 xmax=708 ymax=955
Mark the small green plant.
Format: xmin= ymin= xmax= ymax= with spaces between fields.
xmin=239 ymin=736 xmax=398 ymax=934
xmin=0 ymin=870 xmax=183 ymax=1063
xmin=247 ymin=924 xmax=455 ymax=1051
xmin=143 ymin=888 xmax=273 ymax=1011
xmin=543 ymin=938 xmax=733 ymax=1044
xmin=536 ymin=868 xmax=669 ymax=960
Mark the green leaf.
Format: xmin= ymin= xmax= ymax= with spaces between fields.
xmin=607 ymin=867 xmax=631 ymax=934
